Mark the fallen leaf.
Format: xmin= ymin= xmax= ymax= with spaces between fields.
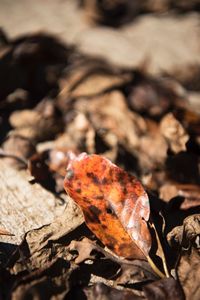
xmin=127 ymin=76 xmax=180 ymax=118
xmin=64 ymin=152 xmax=151 ymax=260
xmin=2 ymin=134 xmax=36 ymax=169
xmin=68 ymin=237 xmax=99 ymax=264
xmin=68 ymin=237 xmax=157 ymax=284
xmin=85 ymin=282 xmax=143 ymax=300
xmin=139 ymin=120 xmax=168 ymax=170
xmin=9 ymin=100 xmax=64 ymax=143
xmin=160 ymin=113 xmax=189 ymax=153
xmin=167 ymin=214 xmax=200 ymax=249
xmin=59 ymin=67 xmax=131 ymax=99
xmin=9 ymin=258 xmax=73 ymax=300
xmin=160 ymin=183 xmax=200 ymax=209
xmin=17 ymin=196 xmax=83 ymax=258
xmin=177 ymin=247 xmax=200 ymax=300
xmin=75 ymin=90 xmax=147 ymax=151
xmin=143 ymin=277 xmax=185 ymax=300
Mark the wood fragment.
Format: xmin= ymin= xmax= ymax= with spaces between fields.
xmin=0 ymin=159 xmax=67 ymax=244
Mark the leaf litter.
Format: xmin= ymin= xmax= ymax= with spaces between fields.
xmin=0 ymin=6 xmax=200 ymax=299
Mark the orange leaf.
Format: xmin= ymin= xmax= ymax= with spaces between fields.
xmin=64 ymin=152 xmax=151 ymax=260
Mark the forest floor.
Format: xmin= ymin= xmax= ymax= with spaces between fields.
xmin=0 ymin=1 xmax=200 ymax=299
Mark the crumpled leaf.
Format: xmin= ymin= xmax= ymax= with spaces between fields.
xmin=10 ymin=258 xmax=72 ymax=300
xmin=160 ymin=113 xmax=189 ymax=153
xmin=143 ymin=277 xmax=185 ymax=300
xmin=8 ymin=197 xmax=83 ymax=275
xmin=1 ymin=198 xmax=84 ymax=299
xmin=167 ymin=214 xmax=200 ymax=249
xmin=75 ymin=91 xmax=147 ymax=151
xmin=85 ymin=282 xmax=143 ymax=300
xmin=68 ymin=237 xmax=157 ymax=285
xmin=64 ymin=152 xmax=151 ymax=260
xmin=68 ymin=237 xmax=157 ymax=284
xmin=139 ymin=119 xmax=168 ymax=170
xmin=68 ymin=237 xmax=99 ymax=264
xmin=9 ymin=100 xmax=64 ymax=143
xmin=1 ymin=134 xmax=36 ymax=169
xmin=177 ymin=248 xmax=200 ymax=300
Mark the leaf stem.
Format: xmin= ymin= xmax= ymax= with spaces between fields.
xmin=147 ymin=255 xmax=165 ymax=278
xmin=150 ymin=222 xmax=170 ymax=278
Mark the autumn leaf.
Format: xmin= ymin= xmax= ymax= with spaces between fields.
xmin=64 ymin=152 xmax=151 ymax=261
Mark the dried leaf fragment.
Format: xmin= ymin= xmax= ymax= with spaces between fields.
xmin=85 ymin=282 xmax=143 ymax=300
xmin=160 ymin=113 xmax=189 ymax=153
xmin=69 ymin=237 xmax=99 ymax=264
xmin=143 ymin=277 xmax=185 ymax=300
xmin=167 ymin=214 xmax=200 ymax=249
xmin=178 ymin=248 xmax=200 ymax=300
xmin=160 ymin=183 xmax=200 ymax=209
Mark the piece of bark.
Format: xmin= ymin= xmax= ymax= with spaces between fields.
xmin=0 ymin=159 xmax=68 ymax=245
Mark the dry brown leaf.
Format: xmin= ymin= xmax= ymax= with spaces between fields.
xmin=160 ymin=113 xmax=189 ymax=153
xmin=139 ymin=121 xmax=168 ymax=170
xmin=2 ymin=135 xmax=36 ymax=169
xmin=75 ymin=90 xmax=147 ymax=151
xmin=68 ymin=237 xmax=99 ymax=264
xmin=178 ymin=248 xmax=200 ymax=300
xmin=60 ymin=68 xmax=131 ymax=99
xmin=9 ymin=199 xmax=83 ymax=275
xmin=85 ymin=282 xmax=144 ymax=300
xmin=160 ymin=183 xmax=200 ymax=209
xmin=68 ymin=237 xmax=157 ymax=284
xmin=143 ymin=277 xmax=185 ymax=300
xmin=9 ymin=100 xmax=63 ymax=143
xmin=10 ymin=258 xmax=74 ymax=300
xmin=167 ymin=214 xmax=200 ymax=249
xmin=65 ymin=112 xmax=96 ymax=154
xmin=21 ymin=198 xmax=83 ymax=257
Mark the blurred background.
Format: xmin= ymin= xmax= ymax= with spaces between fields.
xmin=1 ymin=0 xmax=200 ymax=78
xmin=0 ymin=0 xmax=200 ymax=192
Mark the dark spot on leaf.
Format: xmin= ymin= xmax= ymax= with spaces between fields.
xmin=109 ymin=168 xmax=113 ymax=177
xmin=83 ymin=196 xmax=89 ymax=202
xmin=106 ymin=243 xmax=115 ymax=251
xmin=75 ymin=188 xmax=81 ymax=193
xmin=101 ymin=177 xmax=109 ymax=185
xmin=86 ymin=172 xmax=100 ymax=185
xmin=105 ymin=235 xmax=118 ymax=248
xmin=106 ymin=207 xmax=114 ymax=215
xmin=116 ymin=171 xmax=126 ymax=185
xmin=118 ymin=243 xmax=130 ymax=252
xmin=123 ymin=186 xmax=127 ymax=194
xmin=101 ymin=224 xmax=107 ymax=229
xmin=84 ymin=211 xmax=101 ymax=224
xmin=89 ymin=205 xmax=101 ymax=217
xmin=95 ymin=195 xmax=104 ymax=200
